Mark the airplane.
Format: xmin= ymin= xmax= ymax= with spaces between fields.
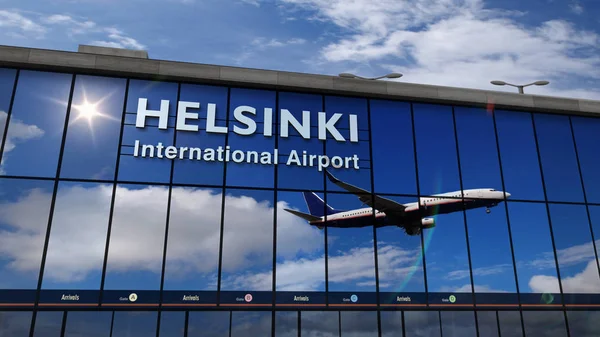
xmin=283 ymin=170 xmax=511 ymax=236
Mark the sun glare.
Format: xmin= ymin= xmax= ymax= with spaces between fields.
xmin=77 ymin=101 xmax=100 ymax=120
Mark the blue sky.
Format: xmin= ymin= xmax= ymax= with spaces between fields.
xmin=1 ymin=0 xmax=600 ymax=99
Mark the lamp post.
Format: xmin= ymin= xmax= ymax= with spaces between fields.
xmin=338 ymin=72 xmax=403 ymax=80
xmin=490 ymin=80 xmax=550 ymax=94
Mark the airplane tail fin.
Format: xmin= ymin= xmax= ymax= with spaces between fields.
xmin=302 ymin=191 xmax=341 ymax=217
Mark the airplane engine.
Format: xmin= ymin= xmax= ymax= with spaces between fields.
xmin=422 ymin=218 xmax=435 ymax=229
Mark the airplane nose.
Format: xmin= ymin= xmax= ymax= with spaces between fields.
xmin=505 ymin=192 xmax=511 ymax=198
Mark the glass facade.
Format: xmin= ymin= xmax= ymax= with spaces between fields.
xmin=0 ymin=68 xmax=599 ymax=336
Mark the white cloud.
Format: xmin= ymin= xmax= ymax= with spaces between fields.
xmin=438 ymin=283 xmax=507 ymax=292
xmin=529 ymin=259 xmax=600 ymax=293
xmin=446 ymin=263 xmax=512 ymax=281
xmin=251 ymin=37 xmax=307 ymax=49
xmin=91 ymin=27 xmax=146 ymax=50
xmin=0 ymin=111 xmax=45 ymax=175
xmin=239 ymin=0 xmax=262 ymax=7
xmin=279 ymin=0 xmax=600 ymax=99
xmin=0 ymin=9 xmax=46 ymax=38
xmin=570 ymin=1 xmax=584 ymax=15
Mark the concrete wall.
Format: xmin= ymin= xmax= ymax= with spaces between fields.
xmin=1 ymin=44 xmax=599 ymax=116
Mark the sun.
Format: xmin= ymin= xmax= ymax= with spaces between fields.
xmin=76 ymin=101 xmax=100 ymax=121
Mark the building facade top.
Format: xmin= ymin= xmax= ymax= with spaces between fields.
xmin=1 ymin=44 xmax=599 ymax=116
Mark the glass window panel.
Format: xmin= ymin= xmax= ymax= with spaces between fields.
xmin=187 ymin=312 xmax=230 ymax=337
xmin=103 ymin=184 xmax=169 ymax=290
xmin=0 ymin=312 xmax=32 ymax=337
xmin=1 ymin=71 xmax=72 ymax=177
xmin=404 ymin=311 xmax=440 ymax=337
xmin=534 ymin=113 xmax=584 ymax=203
xmin=522 ymin=311 xmax=567 ymax=337
xmin=32 ymin=311 xmax=63 ymax=337
xmin=571 ymin=116 xmax=600 ymax=203
xmin=112 ymin=312 xmax=157 ymax=337
xmin=376 ymin=196 xmax=426 ymax=297
xmin=588 ymin=206 xmax=600 ymax=271
xmin=301 ymin=311 xmax=338 ymax=337
xmin=172 ymin=84 xmax=227 ymax=186
xmin=0 ymin=178 xmax=54 ymax=289
xmin=566 ymin=311 xmax=600 ymax=337
xmin=380 ymin=311 xmax=402 ymax=337
xmin=64 ymin=311 xmax=112 ymax=337
xmin=220 ymin=189 xmax=274 ymax=291
xmin=42 ymin=182 xmax=112 ymax=290
xmin=494 ymin=110 xmax=544 ymax=201
xmin=370 ymin=100 xmax=416 ymax=195
xmin=226 ymin=88 xmax=276 ymax=188
xmin=476 ymin=311 xmax=499 ymax=337
xmin=277 ymin=92 xmax=325 ymax=191
xmin=159 ymin=312 xmax=184 ymax=337
xmin=60 ymin=75 xmax=126 ymax=180
xmin=119 ymin=79 xmax=177 ymax=183
xmin=423 ymin=200 xmax=472 ymax=299
xmin=275 ymin=311 xmax=297 ymax=337
xmin=163 ymin=186 xmax=221 ymax=291
xmin=324 ymin=95 xmax=371 ymax=193
xmin=508 ymin=202 xmax=561 ymax=302
xmin=341 ymin=311 xmax=378 ymax=337
xmin=230 ymin=311 xmax=271 ymax=337
xmin=548 ymin=204 xmax=600 ymax=294
xmin=0 ymin=68 xmax=17 ymax=160
xmin=326 ymin=192 xmax=376 ymax=293
xmin=413 ymin=104 xmax=460 ymax=196
xmin=276 ymin=191 xmax=326 ymax=293
xmin=497 ymin=311 xmax=523 ymax=337
xmin=440 ymin=311 xmax=476 ymax=337
xmin=464 ymin=205 xmax=517 ymax=298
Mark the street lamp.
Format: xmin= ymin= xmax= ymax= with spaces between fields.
xmin=338 ymin=72 xmax=403 ymax=80
xmin=490 ymin=80 xmax=550 ymax=94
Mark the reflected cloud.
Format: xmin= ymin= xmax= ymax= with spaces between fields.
xmin=438 ymin=283 xmax=508 ymax=293
xmin=0 ymin=110 xmax=45 ymax=174
xmin=446 ymin=264 xmax=513 ymax=281
xmin=530 ymin=259 xmax=600 ymax=293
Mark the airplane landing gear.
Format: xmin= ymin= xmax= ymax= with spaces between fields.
xmin=486 ymin=208 xmax=491 ymax=214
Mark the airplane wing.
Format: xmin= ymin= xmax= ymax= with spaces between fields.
xmin=325 ymin=170 xmax=406 ymax=215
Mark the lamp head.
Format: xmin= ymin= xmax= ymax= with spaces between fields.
xmin=386 ymin=72 xmax=403 ymax=79
xmin=490 ymin=80 xmax=506 ymax=86
xmin=338 ymin=73 xmax=357 ymax=79
xmin=534 ymin=80 xmax=550 ymax=86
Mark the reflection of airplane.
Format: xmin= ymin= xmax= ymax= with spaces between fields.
xmin=283 ymin=171 xmax=511 ymax=236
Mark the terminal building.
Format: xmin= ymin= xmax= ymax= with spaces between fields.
xmin=0 ymin=44 xmax=599 ymax=336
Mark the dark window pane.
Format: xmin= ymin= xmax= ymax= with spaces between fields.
xmin=498 ymin=311 xmax=523 ymax=337
xmin=119 ymin=79 xmax=177 ymax=183
xmin=230 ymin=312 xmax=271 ymax=337
xmin=534 ymin=113 xmax=584 ymax=202
xmin=32 ymin=311 xmax=63 ymax=337
xmin=522 ymin=311 xmax=567 ymax=337
xmin=0 ymin=178 xmax=54 ymax=289
xmin=440 ymin=311 xmax=476 ymax=337
xmin=112 ymin=312 xmax=157 ymax=337
xmin=275 ymin=311 xmax=297 ymax=337
xmin=549 ymin=204 xmax=600 ymax=294
xmin=0 ymin=68 xmax=17 ymax=160
xmin=301 ymin=311 xmax=338 ymax=337
xmin=324 ymin=95 xmax=371 ymax=193
xmin=380 ymin=311 xmax=402 ymax=337
xmin=187 ymin=312 xmax=230 ymax=337
xmin=1 ymin=71 xmax=72 ymax=177
xmin=326 ymin=192 xmax=376 ymax=293
xmin=60 ymin=75 xmax=126 ymax=180
xmin=370 ymin=100 xmax=417 ymax=195
xmin=404 ymin=311 xmax=440 ymax=337
xmin=0 ymin=312 xmax=32 ymax=337
xmin=42 ymin=182 xmax=112 ymax=290
xmin=220 ymin=189 xmax=274 ymax=292
xmin=172 ymin=84 xmax=227 ymax=186
xmin=163 ymin=187 xmax=221 ymax=291
xmin=277 ymin=92 xmax=324 ymax=191
xmin=104 ymin=184 xmax=169 ymax=290
xmin=414 ymin=104 xmax=460 ymax=196
xmin=276 ymin=191 xmax=325 ymax=292
xmin=566 ymin=311 xmax=600 ymax=337
xmin=571 ymin=116 xmax=600 ymax=203
xmin=226 ymin=88 xmax=276 ymax=188
xmin=508 ymin=202 xmax=561 ymax=302
xmin=495 ymin=110 xmax=544 ymax=201
xmin=476 ymin=311 xmax=499 ymax=337
xmin=341 ymin=311 xmax=378 ymax=336
xmin=64 ymin=311 xmax=112 ymax=337
xmin=377 ymin=196 xmax=426 ymax=296
xmin=159 ymin=312 xmax=184 ymax=337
